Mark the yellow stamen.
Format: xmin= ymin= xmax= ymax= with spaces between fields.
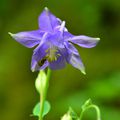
xmin=45 ymin=46 xmax=61 ymax=62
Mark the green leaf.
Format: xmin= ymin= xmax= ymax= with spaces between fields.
xmin=33 ymin=101 xmax=51 ymax=117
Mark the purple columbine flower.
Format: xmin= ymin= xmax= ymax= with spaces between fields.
xmin=9 ymin=7 xmax=100 ymax=74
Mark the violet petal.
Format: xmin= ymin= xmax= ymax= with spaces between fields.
xmin=49 ymin=51 xmax=66 ymax=70
xmin=9 ymin=30 xmax=44 ymax=48
xmin=65 ymin=42 xmax=86 ymax=74
xmin=66 ymin=35 xmax=100 ymax=48
xmin=31 ymin=58 xmax=48 ymax=71
xmin=46 ymin=32 xmax=64 ymax=48
xmin=31 ymin=43 xmax=49 ymax=71
xmin=38 ymin=7 xmax=60 ymax=32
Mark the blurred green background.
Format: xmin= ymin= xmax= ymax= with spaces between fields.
xmin=0 ymin=0 xmax=120 ymax=120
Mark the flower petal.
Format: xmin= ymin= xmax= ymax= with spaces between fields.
xmin=66 ymin=35 xmax=100 ymax=48
xmin=31 ymin=43 xmax=49 ymax=71
xmin=31 ymin=58 xmax=49 ymax=72
xmin=70 ymin=54 xmax=86 ymax=74
xmin=63 ymin=32 xmax=74 ymax=39
xmin=46 ymin=32 xmax=64 ymax=48
xmin=9 ymin=30 xmax=44 ymax=48
xmin=49 ymin=52 xmax=66 ymax=70
xmin=65 ymin=42 xmax=86 ymax=74
xmin=38 ymin=7 xmax=60 ymax=32
xmin=33 ymin=43 xmax=48 ymax=62
xmin=64 ymin=42 xmax=78 ymax=55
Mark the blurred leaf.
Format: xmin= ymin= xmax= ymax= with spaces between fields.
xmin=33 ymin=101 xmax=51 ymax=117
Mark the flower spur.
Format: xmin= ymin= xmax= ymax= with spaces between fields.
xmin=9 ymin=7 xmax=100 ymax=74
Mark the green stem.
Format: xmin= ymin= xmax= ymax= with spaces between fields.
xmin=39 ymin=68 xmax=52 ymax=120
xmin=79 ymin=105 xmax=101 ymax=120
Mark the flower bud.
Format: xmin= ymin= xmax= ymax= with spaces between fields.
xmin=61 ymin=113 xmax=72 ymax=120
xmin=35 ymin=70 xmax=47 ymax=94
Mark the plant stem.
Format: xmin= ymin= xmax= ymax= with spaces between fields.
xmin=79 ymin=104 xmax=101 ymax=120
xmin=79 ymin=109 xmax=85 ymax=120
xmin=39 ymin=68 xmax=52 ymax=120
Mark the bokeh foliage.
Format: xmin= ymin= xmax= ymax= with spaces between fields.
xmin=0 ymin=0 xmax=120 ymax=120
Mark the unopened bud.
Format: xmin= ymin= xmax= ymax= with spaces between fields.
xmin=35 ymin=70 xmax=47 ymax=94
xmin=61 ymin=113 xmax=72 ymax=120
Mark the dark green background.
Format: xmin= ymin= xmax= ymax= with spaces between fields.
xmin=0 ymin=0 xmax=120 ymax=120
